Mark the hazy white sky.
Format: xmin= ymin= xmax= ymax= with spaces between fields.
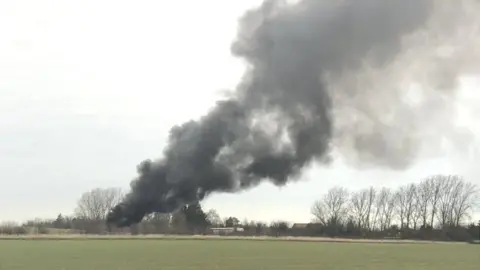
xmin=1 ymin=0 xmax=479 ymax=223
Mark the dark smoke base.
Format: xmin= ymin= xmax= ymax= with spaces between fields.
xmin=107 ymin=0 xmax=436 ymax=227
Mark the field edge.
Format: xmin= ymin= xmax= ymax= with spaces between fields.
xmin=0 ymin=234 xmax=470 ymax=245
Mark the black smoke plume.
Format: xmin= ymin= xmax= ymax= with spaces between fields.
xmin=107 ymin=0 xmax=480 ymax=227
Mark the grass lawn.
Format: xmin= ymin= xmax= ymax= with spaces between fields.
xmin=0 ymin=238 xmax=478 ymax=270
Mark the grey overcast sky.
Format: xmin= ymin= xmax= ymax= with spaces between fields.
xmin=1 ymin=0 xmax=480 ymax=223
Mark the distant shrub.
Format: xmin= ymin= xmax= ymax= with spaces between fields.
xmin=38 ymin=226 xmax=49 ymax=234
xmin=13 ymin=226 xmax=28 ymax=235
xmin=0 ymin=225 xmax=28 ymax=235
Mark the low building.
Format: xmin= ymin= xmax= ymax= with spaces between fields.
xmin=210 ymin=227 xmax=244 ymax=235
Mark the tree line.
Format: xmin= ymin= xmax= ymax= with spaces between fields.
xmin=1 ymin=174 xmax=479 ymax=242
xmin=310 ymin=175 xmax=479 ymax=241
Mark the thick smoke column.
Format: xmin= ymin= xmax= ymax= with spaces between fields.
xmin=107 ymin=0 xmax=480 ymax=227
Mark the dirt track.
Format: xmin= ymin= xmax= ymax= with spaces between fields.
xmin=0 ymin=234 xmax=466 ymax=244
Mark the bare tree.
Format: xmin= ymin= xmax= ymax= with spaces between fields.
xmin=385 ymin=190 xmax=397 ymax=229
xmin=365 ymin=187 xmax=377 ymax=230
xmin=75 ymin=187 xmax=124 ymax=220
xmin=429 ymin=175 xmax=444 ymax=227
xmin=394 ymin=176 xmax=478 ymax=229
xmin=392 ymin=184 xmax=420 ymax=229
xmin=306 ymin=174 xmax=479 ymax=240
xmin=433 ymin=175 xmax=478 ymax=228
xmin=395 ymin=185 xmax=409 ymax=229
xmin=445 ymin=177 xmax=478 ymax=226
xmin=404 ymin=183 xmax=417 ymax=229
xmin=312 ymin=186 xmax=350 ymax=226
xmin=350 ymin=189 xmax=369 ymax=229
xmin=376 ymin=187 xmax=395 ymax=230
xmin=416 ymin=178 xmax=433 ymax=227
xmin=436 ymin=175 xmax=461 ymax=227
xmin=349 ymin=187 xmax=377 ymax=231
xmin=206 ymin=209 xmax=222 ymax=227
xmin=412 ymin=190 xmax=423 ymax=230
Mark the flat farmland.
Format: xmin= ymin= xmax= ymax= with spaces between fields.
xmin=0 ymin=237 xmax=478 ymax=270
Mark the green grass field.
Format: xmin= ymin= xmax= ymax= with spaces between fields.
xmin=0 ymin=238 xmax=478 ymax=270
